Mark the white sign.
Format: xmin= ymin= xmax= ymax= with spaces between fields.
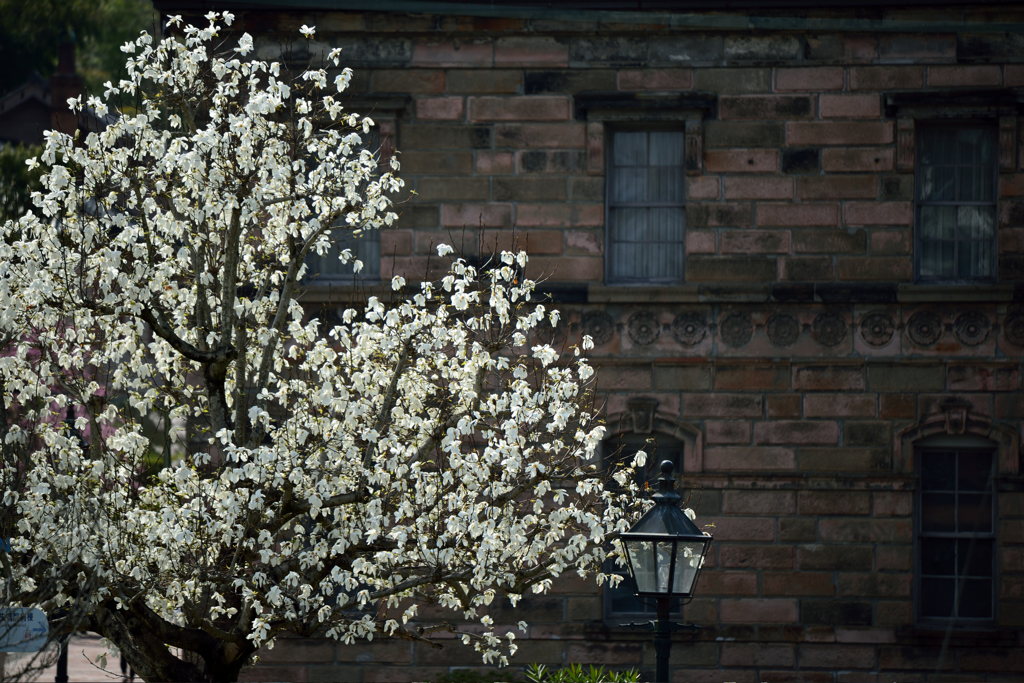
xmin=0 ymin=608 xmax=48 ymax=652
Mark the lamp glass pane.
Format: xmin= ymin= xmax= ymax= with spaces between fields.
xmin=656 ymin=542 xmax=674 ymax=593
xmin=628 ymin=540 xmax=657 ymax=593
xmin=671 ymin=541 xmax=705 ymax=595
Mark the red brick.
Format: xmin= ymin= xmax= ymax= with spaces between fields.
xmin=844 ymin=201 xmax=912 ymax=226
xmin=762 ymin=572 xmax=836 ymax=597
xmin=721 ymin=643 xmax=797 ymax=667
xmin=798 ymin=544 xmax=874 ymax=571
xmin=722 ymin=490 xmax=795 ymax=514
xmin=720 ymin=230 xmax=792 ymax=254
xmin=928 ymin=65 xmax=1002 ymax=88
xmin=775 ymin=67 xmax=845 ymax=92
xmin=594 ymin=365 xmax=652 ymax=391
xmin=448 ymin=69 xmax=522 ymax=94
xmin=800 ymin=447 xmax=890 ymax=473
xmin=767 ymin=394 xmax=802 ymax=418
xmin=850 ymin=66 xmax=925 ymax=90
xmin=877 ymin=545 xmax=912 ymax=571
xmin=804 ymin=394 xmax=877 ymax=418
xmin=758 ymin=203 xmax=840 ymax=227
xmin=875 ymin=602 xmax=912 ymax=626
xmin=705 ymin=447 xmax=795 ymax=471
xmin=441 ymin=203 xmax=512 ymax=228
xmin=715 ymin=364 xmax=790 ymax=391
xmin=565 ymin=229 xmax=602 ymax=255
xmin=618 ymin=68 xmax=694 ymax=91
xmin=482 ymin=228 xmax=563 ymax=255
xmin=372 ymin=69 xmax=446 ymax=93
xmin=696 ymin=570 xmax=759 ymax=596
xmin=516 ymin=203 xmax=603 ymax=227
xmin=705 ymin=420 xmax=752 ymax=444
xmin=798 ymin=175 xmax=878 ymax=200
xmin=475 ymin=151 xmax=514 ymax=174
xmin=821 ymin=147 xmax=894 ymax=173
xmin=672 ymin=669 xmax=758 ymax=683
xmin=526 ymin=256 xmax=602 ymax=282
xmin=469 ymin=96 xmax=571 ymax=122
xmin=838 ymin=573 xmax=911 ymax=598
xmin=870 ymin=229 xmax=912 ymax=255
xmin=411 ymin=41 xmax=493 ymax=67
xmin=1001 ymin=173 xmax=1024 ymax=198
xmin=947 ymin=364 xmax=1021 ymax=392
xmin=874 ymin=492 xmax=912 ymax=516
xmin=565 ymin=643 xmax=641 ymax=666
xmin=755 ymin=420 xmax=840 ymax=445
xmin=688 ymin=176 xmax=721 ymax=200
xmin=705 ymin=517 xmax=777 ymax=542
xmin=1000 ymin=227 xmax=1024 ymax=253
xmin=778 ymin=256 xmax=832 ymax=281
xmin=494 ymin=123 xmax=586 ymax=148
xmin=721 ymin=599 xmax=798 ymax=624
xmin=800 ymin=644 xmax=877 ymax=669
xmin=820 ymin=519 xmax=912 ymax=543
xmin=820 ymin=94 xmax=881 ymax=119
xmin=724 ymin=176 xmax=794 ymax=200
xmin=793 ymin=364 xmax=866 ymax=391
xmin=415 ymin=96 xmax=464 ymax=121
xmin=686 ymin=230 xmax=717 ymax=254
xmin=494 ymin=36 xmax=568 ymax=67
xmin=837 ymin=256 xmax=913 ymax=281
xmin=704 ymin=149 xmax=779 ymax=173
xmin=720 ymin=545 xmax=795 ymax=569
xmin=720 ymin=95 xmax=815 ymax=120
xmin=799 ymin=491 xmax=871 ymax=515
xmin=586 ymin=121 xmax=603 ymax=175
xmin=788 ymin=121 xmax=894 ymax=146
xmin=880 ymin=393 xmax=915 ymax=419
xmin=681 ymin=393 xmax=763 ymax=417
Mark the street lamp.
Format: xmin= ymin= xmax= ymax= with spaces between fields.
xmin=620 ymin=460 xmax=712 ymax=683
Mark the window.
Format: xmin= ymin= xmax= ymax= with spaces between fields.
xmin=915 ymin=125 xmax=998 ymax=282
xmin=603 ymin=432 xmax=686 ymax=621
xmin=916 ymin=443 xmax=996 ymax=624
xmin=606 ymin=130 xmax=686 ymax=284
xmin=305 ymin=228 xmax=380 ymax=283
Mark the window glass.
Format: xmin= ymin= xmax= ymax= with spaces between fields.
xmin=607 ymin=130 xmax=686 ymax=284
xmin=305 ymin=228 xmax=381 ymax=282
xmin=916 ymin=126 xmax=997 ymax=282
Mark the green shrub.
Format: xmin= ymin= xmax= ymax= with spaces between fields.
xmin=525 ymin=663 xmax=641 ymax=683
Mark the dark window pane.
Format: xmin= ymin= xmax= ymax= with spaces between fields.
xmin=921 ymin=493 xmax=956 ymax=532
xmin=957 ymin=493 xmax=992 ymax=533
xmin=919 ymin=241 xmax=955 ymax=279
xmin=649 ymin=132 xmax=684 ymax=167
xmin=957 ymin=579 xmax=992 ymax=619
xmin=959 ymin=240 xmax=993 ymax=279
xmin=920 ymin=206 xmax=956 ymax=240
xmin=921 ymin=538 xmax=955 ymax=576
xmin=958 ymin=452 xmax=994 ymax=490
xmin=919 ymin=129 xmax=957 ymax=166
xmin=957 ymin=539 xmax=993 ymax=577
xmin=612 ymin=167 xmax=647 ymax=203
xmin=921 ymin=578 xmax=956 ymax=618
xmin=922 ymin=452 xmax=956 ymax=490
xmin=614 ymin=132 xmax=647 ymax=166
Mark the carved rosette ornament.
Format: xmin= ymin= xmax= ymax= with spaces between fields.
xmin=627 ymin=311 xmax=661 ymax=346
xmin=581 ymin=311 xmax=615 ymax=347
xmin=812 ymin=311 xmax=847 ymax=347
xmin=860 ymin=313 xmax=896 ymax=347
xmin=719 ymin=313 xmax=753 ymax=348
xmin=671 ymin=313 xmax=707 ymax=346
xmin=1003 ymin=312 xmax=1024 ymax=347
xmin=765 ymin=313 xmax=801 ymax=348
xmin=954 ymin=312 xmax=990 ymax=346
xmin=907 ymin=311 xmax=943 ymax=346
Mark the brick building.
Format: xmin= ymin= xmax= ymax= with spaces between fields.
xmin=156 ymin=2 xmax=1024 ymax=681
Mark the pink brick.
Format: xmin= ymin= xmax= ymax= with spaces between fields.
xmin=618 ymin=68 xmax=694 ymax=91
xmin=704 ymin=149 xmax=778 ymax=173
xmin=820 ymin=94 xmax=881 ymax=119
xmin=844 ymin=202 xmax=913 ymax=226
xmin=849 ymin=66 xmax=925 ymax=90
xmin=494 ymin=123 xmax=586 ymax=148
xmin=720 ymin=545 xmax=795 ymax=570
xmin=703 ymin=518 xmax=776 ymax=542
xmin=494 ymin=37 xmax=568 ymax=67
xmin=928 ymin=65 xmax=1002 ymax=88
xmin=837 ymin=257 xmax=913 ymax=281
xmin=415 ymin=97 xmax=464 ymax=121
xmin=758 ymin=203 xmax=840 ymax=227
xmin=526 ymin=256 xmax=602 ymax=282
xmin=441 ymin=203 xmax=512 ymax=228
xmin=754 ymin=420 xmax=840 ymax=445
xmin=822 ymin=147 xmax=894 ymax=172
xmin=516 ymin=203 xmax=603 ymax=227
xmin=775 ymin=67 xmax=845 ymax=91
xmin=469 ymin=96 xmax=571 ymax=122
xmin=475 ymin=151 xmax=514 ymax=174
xmin=686 ymin=230 xmax=717 ymax=254
xmin=411 ymin=41 xmax=493 ymax=67
xmin=688 ymin=176 xmax=721 ymax=200
xmin=798 ymin=175 xmax=878 ymax=200
xmin=724 ymin=176 xmax=794 ymax=200
xmin=720 ymin=229 xmax=791 ymax=254
xmin=706 ymin=420 xmax=752 ymax=444
xmin=704 ymin=446 xmax=796 ymax=471
xmin=804 ymin=394 xmax=878 ymax=418
xmin=565 ymin=229 xmax=602 ymax=255
xmin=874 ymin=491 xmax=913 ymax=517
xmin=787 ymin=121 xmax=894 ymax=146
xmin=721 ymin=599 xmax=798 ymax=624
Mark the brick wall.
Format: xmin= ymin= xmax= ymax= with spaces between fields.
xmin=203 ymin=3 xmax=1024 ymax=681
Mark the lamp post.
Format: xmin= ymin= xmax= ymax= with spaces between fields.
xmin=620 ymin=460 xmax=712 ymax=683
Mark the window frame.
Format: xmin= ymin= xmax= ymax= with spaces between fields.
xmin=913 ymin=440 xmax=999 ymax=629
xmin=913 ymin=120 xmax=999 ymax=284
xmin=604 ymin=126 xmax=688 ymax=286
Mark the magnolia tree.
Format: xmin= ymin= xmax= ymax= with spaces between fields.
xmin=0 ymin=13 xmax=659 ymax=683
